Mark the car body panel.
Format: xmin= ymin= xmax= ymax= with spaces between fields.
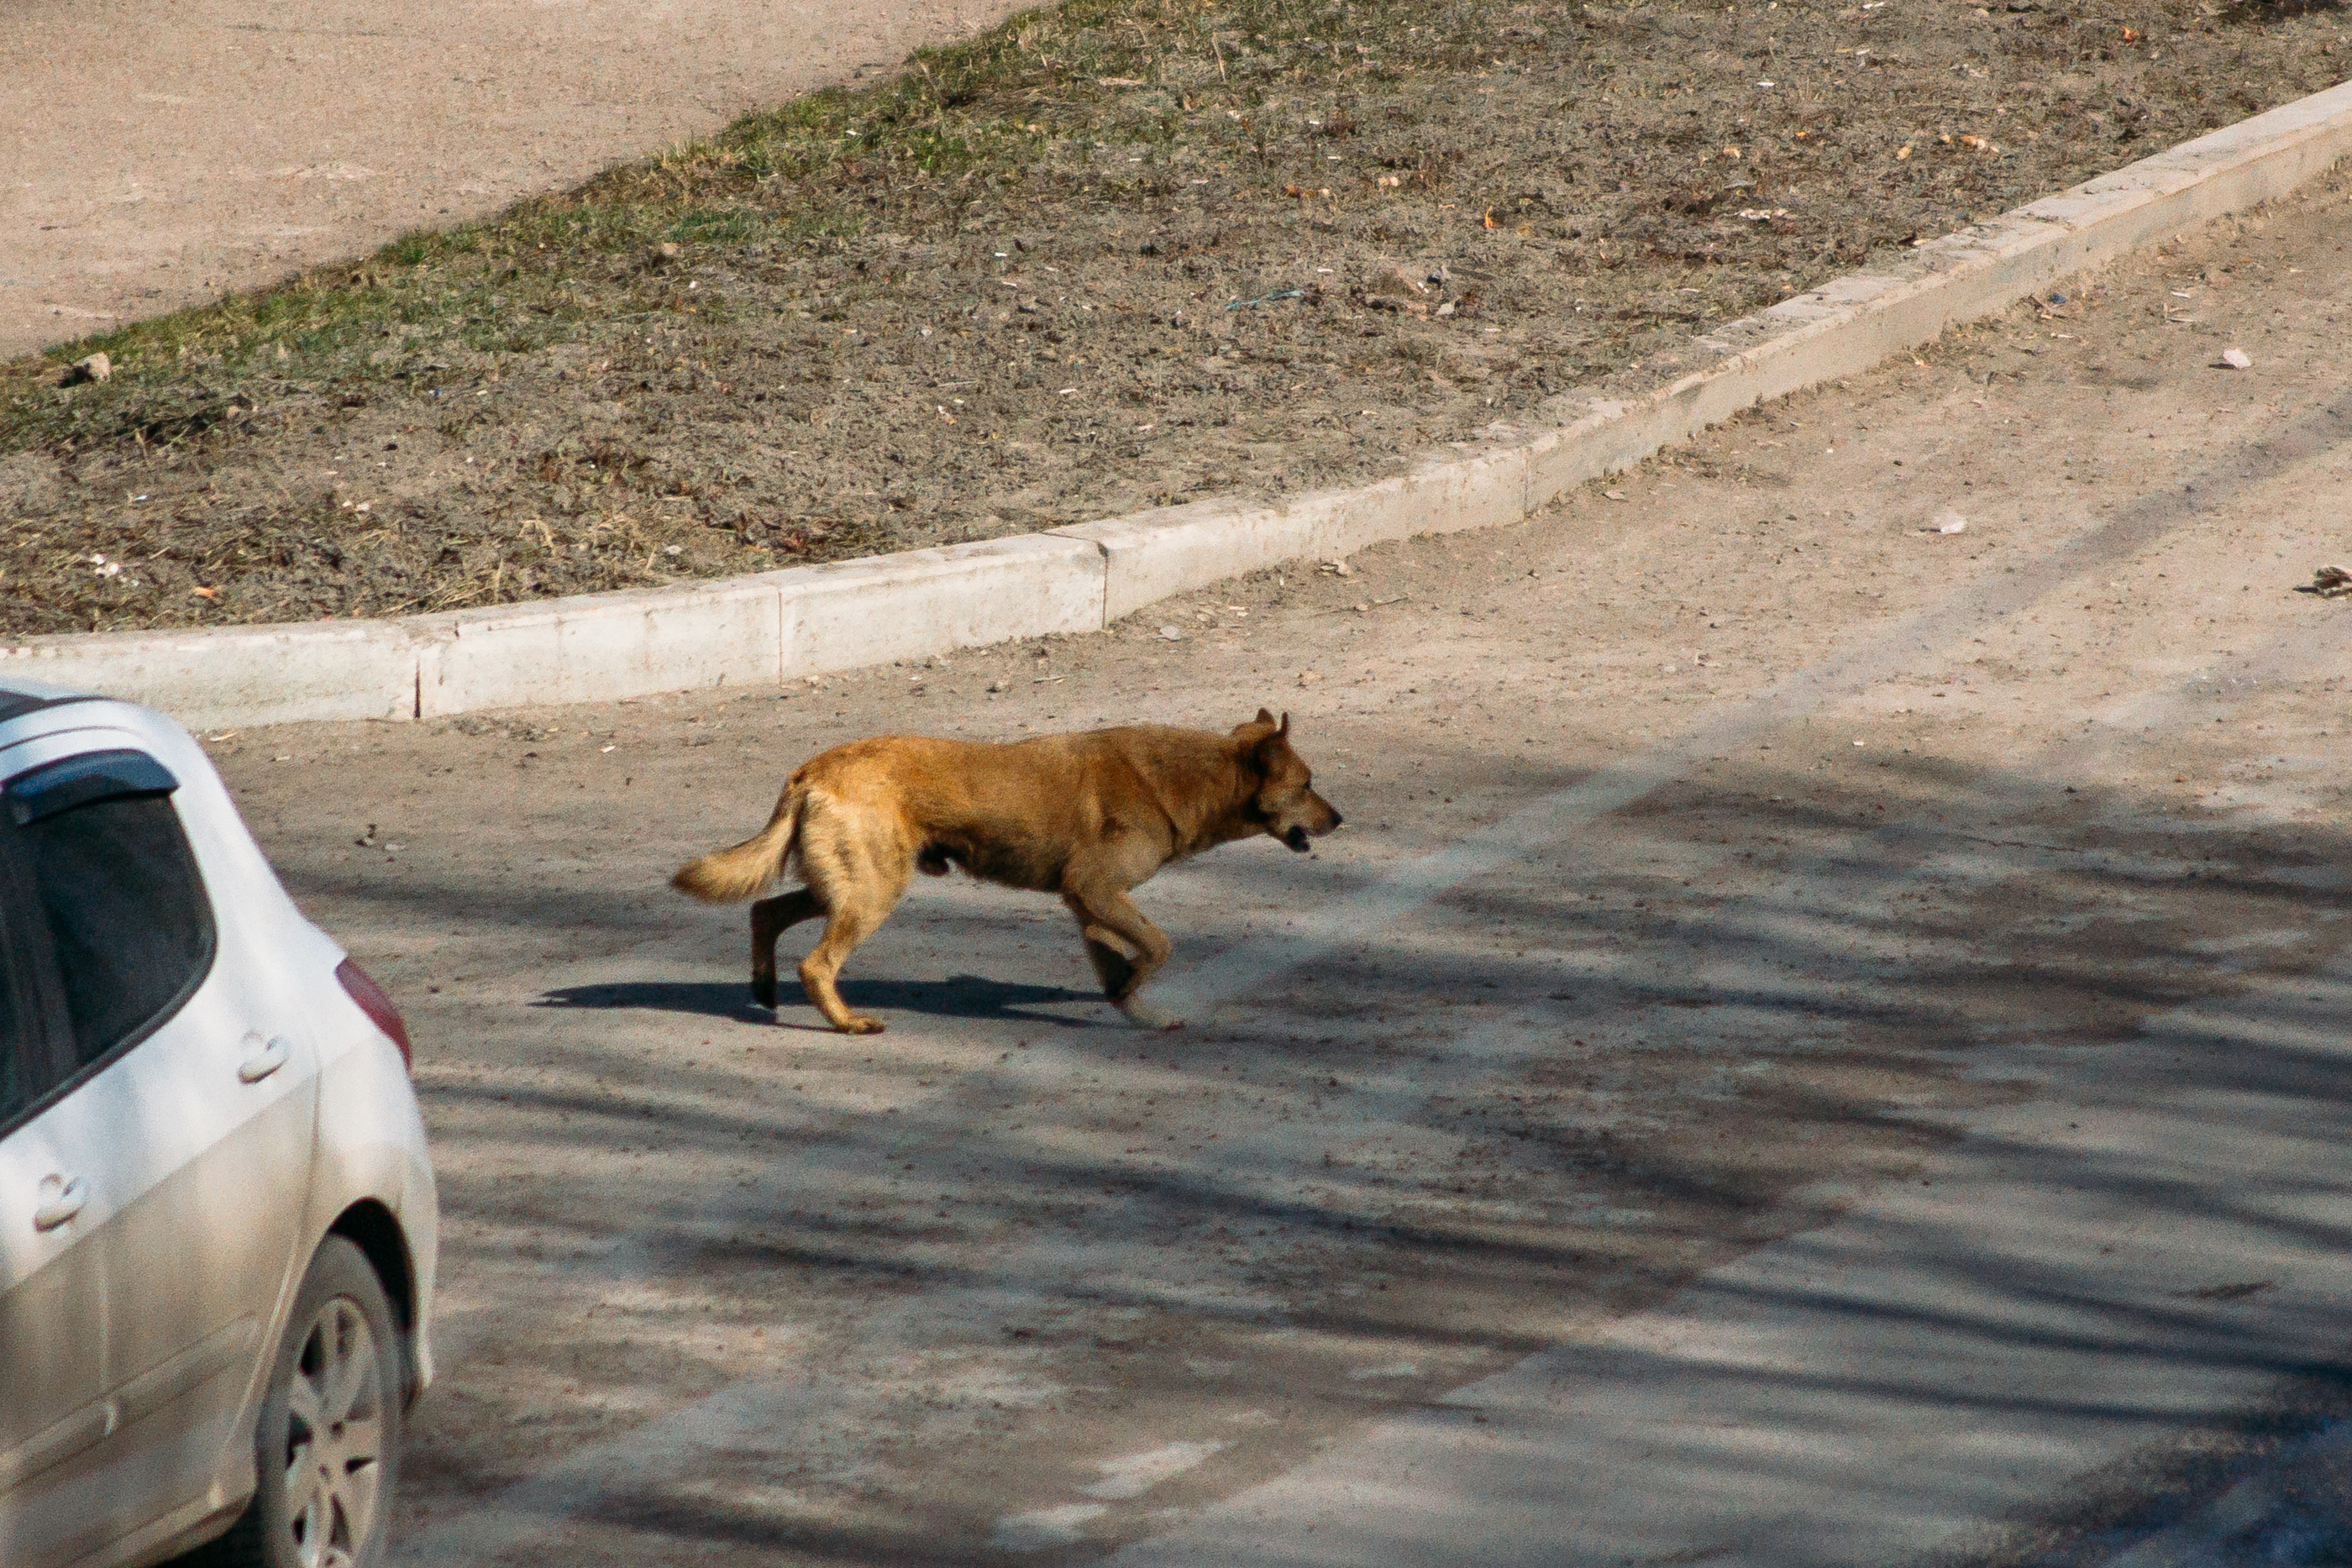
xmin=0 ymin=1113 xmax=113 ymax=1568
xmin=302 ymin=1023 xmax=439 ymax=1394
xmin=60 ymin=989 xmax=322 ymax=1547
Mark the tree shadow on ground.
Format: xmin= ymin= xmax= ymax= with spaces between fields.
xmin=393 ymin=726 xmax=2352 ymax=1566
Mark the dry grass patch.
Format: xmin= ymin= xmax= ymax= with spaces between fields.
xmin=1 ymin=0 xmax=2344 ymax=634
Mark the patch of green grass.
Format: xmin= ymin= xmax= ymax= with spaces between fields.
xmin=666 ymin=207 xmax=771 ymax=245
xmin=0 ymin=0 xmax=1514 ymax=457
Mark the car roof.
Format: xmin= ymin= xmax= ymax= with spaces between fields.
xmin=0 ymin=677 xmax=93 ymax=720
xmin=0 ymin=683 xmax=187 ymax=762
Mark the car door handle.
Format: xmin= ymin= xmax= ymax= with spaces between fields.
xmin=237 ymin=1034 xmax=292 ymax=1083
xmin=33 ymin=1176 xmax=86 ymax=1232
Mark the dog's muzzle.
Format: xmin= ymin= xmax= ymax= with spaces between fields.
xmin=1284 ymin=825 xmax=1312 ymax=852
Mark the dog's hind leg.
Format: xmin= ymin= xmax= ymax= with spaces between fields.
xmin=792 ymin=795 xmax=914 ymax=1034
xmin=1063 ymin=884 xmax=1179 ymax=1030
xmin=749 ymin=889 xmax=824 ymax=1009
xmin=798 ymin=895 xmax=899 ymax=1034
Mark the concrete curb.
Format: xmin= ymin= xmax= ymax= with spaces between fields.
xmin=11 ymin=79 xmax=2350 ymax=730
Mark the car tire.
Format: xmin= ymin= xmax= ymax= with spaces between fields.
xmin=181 ymin=1235 xmax=404 ymax=1568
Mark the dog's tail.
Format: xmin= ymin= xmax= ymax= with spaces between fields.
xmin=670 ymin=788 xmax=803 ymax=903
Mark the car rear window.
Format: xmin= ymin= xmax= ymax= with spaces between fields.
xmin=6 ymin=755 xmax=215 ymax=1069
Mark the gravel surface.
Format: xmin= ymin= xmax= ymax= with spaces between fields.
xmin=3 ymin=0 xmax=2346 ymax=637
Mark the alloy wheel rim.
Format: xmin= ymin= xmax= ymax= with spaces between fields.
xmin=279 ymin=1296 xmax=385 ymax=1568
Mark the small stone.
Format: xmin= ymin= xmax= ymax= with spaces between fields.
xmin=1604 ymin=489 xmax=1628 ymax=501
xmin=1158 ymin=625 xmax=1183 ymax=641
xmin=1928 ymin=511 xmax=1967 ymax=535
xmin=988 ymin=679 xmax=1009 ymax=692
xmin=60 ymin=352 xmax=111 ymax=386
xmin=1298 ymin=671 xmax=1324 ymax=686
xmin=2219 ymin=348 xmax=2252 ymax=370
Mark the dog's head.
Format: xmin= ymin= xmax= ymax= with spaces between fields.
xmin=1236 ymin=708 xmax=1343 ymax=852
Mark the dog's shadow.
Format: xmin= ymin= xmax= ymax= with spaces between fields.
xmin=535 ymin=973 xmax=1099 ymax=1027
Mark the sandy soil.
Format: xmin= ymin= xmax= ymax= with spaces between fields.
xmin=3 ymin=0 xmax=2346 ymax=635
xmin=182 ymin=176 xmax=2352 ymax=1561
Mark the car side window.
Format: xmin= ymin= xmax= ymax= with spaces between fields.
xmin=6 ymin=752 xmax=216 ymax=1070
xmin=0 ymin=947 xmax=30 ymax=1130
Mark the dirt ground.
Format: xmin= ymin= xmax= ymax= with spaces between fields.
xmin=3 ymin=0 xmax=2346 ymax=637
xmin=177 ymin=178 xmax=2352 ymax=1562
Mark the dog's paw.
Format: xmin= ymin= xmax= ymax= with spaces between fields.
xmin=751 ymin=975 xmax=778 ymax=1009
xmin=839 ymin=1015 xmax=888 ymax=1035
xmin=1118 ymin=999 xmax=1186 ymax=1030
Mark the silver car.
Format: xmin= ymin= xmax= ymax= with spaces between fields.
xmin=0 ymin=681 xmax=438 ymax=1568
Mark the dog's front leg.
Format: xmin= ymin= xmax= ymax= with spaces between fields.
xmin=1078 ymin=925 xmax=1139 ymax=1004
xmin=1063 ymin=885 xmax=1179 ymax=1030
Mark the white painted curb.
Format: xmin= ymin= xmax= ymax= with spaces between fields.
xmin=10 ymin=78 xmax=2350 ymax=731
xmin=407 ymin=533 xmax=1104 ymax=716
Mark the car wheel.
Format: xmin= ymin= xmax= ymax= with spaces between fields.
xmin=181 ymin=1235 xmax=404 ymax=1568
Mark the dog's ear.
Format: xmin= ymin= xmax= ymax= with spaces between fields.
xmin=1252 ymin=713 xmax=1295 ymax=768
xmin=1254 ymin=707 xmax=1276 ymax=725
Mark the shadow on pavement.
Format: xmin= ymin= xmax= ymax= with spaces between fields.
xmin=534 ymin=973 xmax=1098 ymax=1024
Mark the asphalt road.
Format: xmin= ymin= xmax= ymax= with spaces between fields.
xmin=0 ymin=0 xmax=1020 ymax=361
xmin=204 ymin=177 xmax=2352 ymax=1564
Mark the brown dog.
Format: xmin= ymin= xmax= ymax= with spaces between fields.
xmin=669 ymin=709 xmax=1341 ymax=1032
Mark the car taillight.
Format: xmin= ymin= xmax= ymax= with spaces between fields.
xmin=336 ymin=957 xmax=412 ymax=1070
